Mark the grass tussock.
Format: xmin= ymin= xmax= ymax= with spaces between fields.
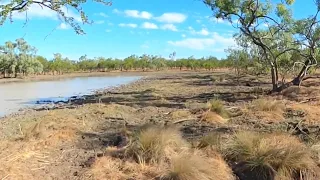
xmin=197 ymin=132 xmax=222 ymax=150
xmin=207 ymin=99 xmax=229 ymax=118
xmin=245 ymin=98 xmax=286 ymax=121
xmin=201 ymin=111 xmax=228 ymax=124
xmin=159 ymin=150 xmax=234 ymax=180
xmin=251 ymin=98 xmax=285 ymax=112
xmin=89 ymin=156 xmax=160 ymax=180
xmin=224 ymin=132 xmax=317 ymax=180
xmin=125 ymin=126 xmax=189 ymax=164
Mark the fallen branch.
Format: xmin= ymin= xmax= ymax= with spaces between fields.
xmin=1 ymin=174 xmax=10 ymax=180
xmin=173 ymin=118 xmax=197 ymax=124
xmin=302 ymin=75 xmax=320 ymax=81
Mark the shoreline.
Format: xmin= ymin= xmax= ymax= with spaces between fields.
xmin=0 ymin=69 xmax=230 ymax=84
xmin=0 ymin=70 xmax=192 ymax=84
xmin=0 ymin=74 xmax=149 ymax=120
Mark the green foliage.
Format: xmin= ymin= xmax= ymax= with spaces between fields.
xmin=0 ymin=0 xmax=112 ymax=34
xmin=205 ymin=0 xmax=320 ymax=90
xmin=0 ymin=38 xmax=234 ymax=78
xmin=0 ymin=38 xmax=43 ymax=77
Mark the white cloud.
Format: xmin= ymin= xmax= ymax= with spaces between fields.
xmin=211 ymin=17 xmax=225 ymax=23
xmin=182 ymin=34 xmax=186 ymax=38
xmin=95 ymin=20 xmax=105 ymax=24
xmin=141 ymin=22 xmax=158 ymax=29
xmin=189 ymin=27 xmax=210 ymax=36
xmin=107 ymin=22 xmax=114 ymax=26
xmin=105 ymin=29 xmax=112 ymax=33
xmin=10 ymin=4 xmax=81 ymax=22
xmin=98 ymin=12 xmax=108 ymax=18
xmin=155 ymin=13 xmax=187 ymax=23
xmin=168 ymin=38 xmax=215 ymax=50
xmin=199 ymin=28 xmax=209 ymax=36
xmin=57 ymin=23 xmax=70 ymax=30
xmin=118 ymin=23 xmax=138 ymax=28
xmin=168 ymin=32 xmax=235 ymax=51
xmin=113 ymin=9 xmax=121 ymax=14
xmin=196 ymin=20 xmax=201 ymax=23
xmin=161 ymin=24 xmax=178 ymax=31
xmin=206 ymin=16 xmax=233 ymax=25
xmin=124 ymin=10 xmax=152 ymax=19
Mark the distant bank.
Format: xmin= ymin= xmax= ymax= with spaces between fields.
xmin=0 ymin=69 xmax=230 ymax=84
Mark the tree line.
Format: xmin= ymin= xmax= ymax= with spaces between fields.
xmin=0 ymin=38 xmax=233 ymax=78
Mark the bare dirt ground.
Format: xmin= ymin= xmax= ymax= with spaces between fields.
xmin=1 ymin=70 xmax=320 ymax=180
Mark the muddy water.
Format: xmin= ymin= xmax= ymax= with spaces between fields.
xmin=0 ymin=76 xmax=141 ymax=117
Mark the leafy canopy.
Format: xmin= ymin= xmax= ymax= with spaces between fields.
xmin=204 ymin=0 xmax=320 ymax=90
xmin=0 ymin=0 xmax=112 ymax=34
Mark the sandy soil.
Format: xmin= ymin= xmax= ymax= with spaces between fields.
xmin=1 ymin=70 xmax=320 ymax=179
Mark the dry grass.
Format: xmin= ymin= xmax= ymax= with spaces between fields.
xmin=125 ymin=126 xmax=189 ymax=164
xmin=197 ymin=132 xmax=222 ymax=150
xmin=170 ymin=110 xmax=193 ymax=120
xmin=159 ymin=150 xmax=234 ymax=180
xmin=100 ymin=126 xmax=235 ymax=180
xmin=207 ymin=99 xmax=229 ymax=118
xmin=244 ymin=98 xmax=286 ymax=121
xmin=224 ymin=132 xmax=317 ymax=180
xmin=88 ymin=156 xmax=161 ymax=180
xmin=289 ymin=103 xmax=320 ymax=123
xmin=251 ymin=98 xmax=285 ymax=112
xmin=201 ymin=111 xmax=228 ymax=124
xmin=281 ymin=86 xmax=320 ymax=102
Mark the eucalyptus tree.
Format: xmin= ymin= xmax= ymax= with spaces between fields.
xmin=204 ymin=0 xmax=320 ymax=91
xmin=138 ymin=54 xmax=150 ymax=71
xmin=123 ymin=55 xmax=136 ymax=71
xmin=0 ymin=0 xmax=112 ymax=34
xmin=36 ymin=56 xmax=49 ymax=74
xmin=0 ymin=38 xmax=43 ymax=77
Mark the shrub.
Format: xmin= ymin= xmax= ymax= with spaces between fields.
xmin=125 ymin=126 xmax=189 ymax=164
xmin=224 ymin=132 xmax=317 ymax=180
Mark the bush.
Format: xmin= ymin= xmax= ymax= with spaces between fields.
xmin=224 ymin=132 xmax=317 ymax=180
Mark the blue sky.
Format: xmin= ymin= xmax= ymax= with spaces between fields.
xmin=0 ymin=0 xmax=316 ymax=60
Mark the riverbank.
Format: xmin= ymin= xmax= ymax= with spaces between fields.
xmin=0 ymin=69 xmax=230 ymax=84
xmin=1 ymin=71 xmax=320 ymax=179
xmin=0 ymin=71 xmax=149 ymax=84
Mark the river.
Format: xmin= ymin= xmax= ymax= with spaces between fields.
xmin=0 ymin=75 xmax=141 ymax=117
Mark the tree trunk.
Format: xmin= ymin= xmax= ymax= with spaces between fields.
xmin=270 ymin=66 xmax=278 ymax=91
xmin=292 ymin=60 xmax=310 ymax=86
